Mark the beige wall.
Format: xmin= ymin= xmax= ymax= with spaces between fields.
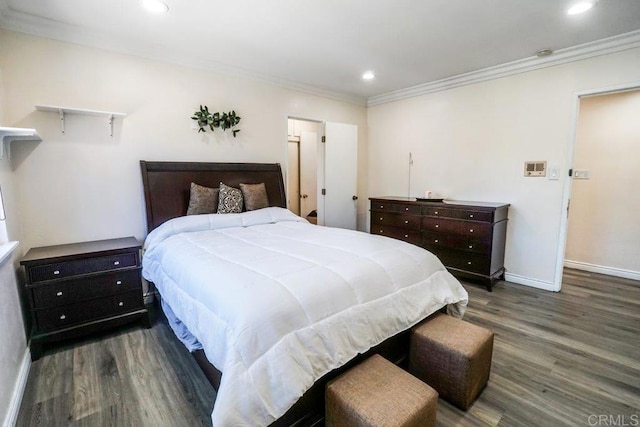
xmin=368 ymin=47 xmax=640 ymax=288
xmin=565 ymin=90 xmax=640 ymax=277
xmin=0 ymin=29 xmax=367 ymax=252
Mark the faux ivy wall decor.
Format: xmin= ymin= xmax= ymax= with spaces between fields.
xmin=191 ymin=105 xmax=241 ymax=137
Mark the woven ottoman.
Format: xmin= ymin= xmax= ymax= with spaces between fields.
xmin=326 ymin=354 xmax=438 ymax=427
xmin=409 ymin=313 xmax=494 ymax=410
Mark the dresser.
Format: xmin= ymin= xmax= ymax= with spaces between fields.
xmin=370 ymin=197 xmax=509 ymax=291
xmin=21 ymin=237 xmax=150 ymax=360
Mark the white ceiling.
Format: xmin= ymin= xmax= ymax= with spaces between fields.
xmin=1 ymin=0 xmax=640 ymax=104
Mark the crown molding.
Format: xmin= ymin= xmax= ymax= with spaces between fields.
xmin=367 ymin=29 xmax=640 ymax=107
xmin=0 ymin=5 xmax=367 ymax=107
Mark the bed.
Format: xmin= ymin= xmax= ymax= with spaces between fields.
xmin=139 ymin=161 xmax=468 ymax=426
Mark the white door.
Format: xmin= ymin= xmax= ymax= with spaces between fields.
xmin=287 ymin=141 xmax=300 ymax=215
xmin=299 ymin=131 xmax=318 ymax=219
xmin=322 ymin=122 xmax=358 ymax=230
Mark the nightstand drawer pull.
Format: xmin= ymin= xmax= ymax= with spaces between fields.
xmin=116 ymin=280 xmax=122 ymax=285
xmin=469 ymin=229 xmax=474 ymax=233
xmin=379 ymin=205 xmax=384 ymax=209
xmin=435 ymin=239 xmax=439 ymax=243
xmin=405 ymin=207 xmax=409 ymax=211
xmin=56 ymin=291 xmax=63 ymax=297
xmin=379 ymin=230 xmax=384 ymax=233
xmin=469 ymin=245 xmax=473 ymax=249
xmin=118 ymin=302 xmax=124 ymax=307
xmin=434 ymin=211 xmax=438 ymax=215
xmin=54 ymin=270 xmax=60 ymax=275
xmin=114 ymin=261 xmax=120 ymax=266
xmin=467 ymin=261 xmax=472 ymax=265
xmin=435 ymin=224 xmax=439 ymax=228
xmin=380 ymin=217 xmax=383 ymax=220
xmin=404 ymin=220 xmax=409 ymax=224
xmin=404 ymin=234 xmax=409 ymax=238
xmin=469 ymin=214 xmax=474 ymax=218
xmin=59 ymin=314 xmax=66 ymax=320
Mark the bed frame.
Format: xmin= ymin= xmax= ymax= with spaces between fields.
xmin=139 ymin=160 xmax=413 ymax=426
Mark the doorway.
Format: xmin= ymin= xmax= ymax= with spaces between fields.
xmin=556 ymin=83 xmax=640 ymax=289
xmin=287 ymin=118 xmax=320 ymax=223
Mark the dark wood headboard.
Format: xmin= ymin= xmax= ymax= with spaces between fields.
xmin=140 ymin=161 xmax=287 ymax=232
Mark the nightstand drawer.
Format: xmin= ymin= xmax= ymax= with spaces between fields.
xmin=371 ymin=213 xmax=420 ymax=230
xmin=28 ymin=253 xmax=138 ymax=283
xmin=423 ymin=207 xmax=493 ymax=222
xmin=35 ymin=290 xmax=144 ymax=333
xmin=422 ymin=218 xmax=492 ymax=240
xmin=371 ymin=202 xmax=421 ymax=215
xmin=31 ymin=269 xmax=141 ymax=309
xmin=371 ymin=226 xmax=421 ymax=245
xmin=422 ymin=233 xmax=490 ymax=254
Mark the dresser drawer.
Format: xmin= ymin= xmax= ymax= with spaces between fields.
xmin=421 ymin=218 xmax=492 ymax=241
xmin=371 ymin=226 xmax=421 ymax=245
xmin=35 ymin=290 xmax=144 ymax=333
xmin=422 ymin=206 xmax=493 ymax=222
xmin=30 ymin=269 xmax=141 ymax=309
xmin=430 ymin=248 xmax=491 ymax=275
xmin=371 ymin=212 xmax=420 ymax=230
xmin=371 ymin=201 xmax=421 ymax=215
xmin=422 ymin=232 xmax=490 ymax=254
xmin=28 ymin=253 xmax=138 ymax=283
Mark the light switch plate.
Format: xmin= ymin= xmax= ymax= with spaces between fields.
xmin=573 ymin=169 xmax=590 ymax=179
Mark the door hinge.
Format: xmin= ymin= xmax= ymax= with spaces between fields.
xmin=321 ymin=136 xmax=326 ymax=143
xmin=321 ymin=188 xmax=326 ymax=195
xmin=568 ymin=168 xmax=573 ymax=177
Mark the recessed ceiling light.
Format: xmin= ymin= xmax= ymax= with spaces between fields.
xmin=141 ymin=0 xmax=169 ymax=14
xmin=362 ymin=71 xmax=375 ymax=80
xmin=567 ymin=1 xmax=596 ymax=15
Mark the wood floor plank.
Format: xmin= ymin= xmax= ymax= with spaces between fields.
xmin=15 ymin=269 xmax=640 ymax=426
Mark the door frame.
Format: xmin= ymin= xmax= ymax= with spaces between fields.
xmin=553 ymin=80 xmax=640 ymax=291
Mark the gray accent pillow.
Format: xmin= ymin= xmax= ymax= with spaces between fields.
xmin=186 ymin=183 xmax=219 ymax=215
xmin=240 ymin=183 xmax=269 ymax=211
xmin=218 ymin=182 xmax=244 ymax=213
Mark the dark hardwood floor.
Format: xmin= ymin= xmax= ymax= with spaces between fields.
xmin=16 ymin=269 xmax=640 ymax=426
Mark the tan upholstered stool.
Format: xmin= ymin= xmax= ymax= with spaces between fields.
xmin=409 ymin=313 xmax=494 ymax=410
xmin=326 ymin=354 xmax=438 ymax=427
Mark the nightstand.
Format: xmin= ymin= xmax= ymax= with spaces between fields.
xmin=20 ymin=237 xmax=150 ymax=360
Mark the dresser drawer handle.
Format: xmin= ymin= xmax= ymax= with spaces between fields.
xmin=118 ymin=302 xmax=124 ymax=307
xmin=380 ymin=217 xmax=383 ymax=220
xmin=114 ymin=261 xmax=120 ymax=266
xmin=59 ymin=314 xmax=66 ymax=320
xmin=379 ymin=230 xmax=384 ymax=233
xmin=56 ymin=291 xmax=63 ymax=297
xmin=116 ymin=280 xmax=122 ymax=285
xmin=467 ymin=261 xmax=472 ymax=265
xmin=404 ymin=234 xmax=409 ymax=238
xmin=469 ymin=245 xmax=473 ymax=249
xmin=469 ymin=229 xmax=474 ymax=233
xmin=434 ymin=239 xmax=439 ymax=243
xmin=469 ymin=214 xmax=474 ymax=218
xmin=434 ymin=211 xmax=438 ymax=215
xmin=380 ymin=205 xmax=384 ymax=209
xmin=435 ymin=225 xmax=439 ymax=228
xmin=53 ymin=270 xmax=60 ymax=275
xmin=405 ymin=207 xmax=409 ymax=211
xmin=404 ymin=220 xmax=409 ymax=224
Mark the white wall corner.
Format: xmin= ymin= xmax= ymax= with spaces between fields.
xmin=564 ymin=260 xmax=640 ymax=282
xmin=504 ymin=273 xmax=559 ymax=292
xmin=2 ymin=348 xmax=30 ymax=427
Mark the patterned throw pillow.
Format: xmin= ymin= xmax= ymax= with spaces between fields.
xmin=239 ymin=183 xmax=269 ymax=211
xmin=186 ymin=183 xmax=219 ymax=215
xmin=218 ymin=182 xmax=244 ymax=213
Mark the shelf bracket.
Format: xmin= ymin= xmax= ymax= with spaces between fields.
xmin=59 ymin=109 xmax=65 ymax=135
xmin=109 ymin=114 xmax=114 ymax=137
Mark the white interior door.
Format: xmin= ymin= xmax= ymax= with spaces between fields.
xmin=287 ymin=141 xmax=300 ymax=215
xmin=299 ymin=131 xmax=318 ymax=218
xmin=323 ymin=122 xmax=358 ymax=230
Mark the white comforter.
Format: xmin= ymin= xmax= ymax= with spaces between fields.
xmin=142 ymin=207 xmax=468 ymax=426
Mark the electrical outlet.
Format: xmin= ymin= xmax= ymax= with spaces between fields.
xmin=573 ymin=169 xmax=590 ymax=179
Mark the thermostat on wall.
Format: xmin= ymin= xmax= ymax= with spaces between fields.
xmin=524 ymin=161 xmax=547 ymax=177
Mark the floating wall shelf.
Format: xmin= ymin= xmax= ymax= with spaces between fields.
xmin=35 ymin=105 xmax=126 ymax=137
xmin=0 ymin=127 xmax=42 ymax=160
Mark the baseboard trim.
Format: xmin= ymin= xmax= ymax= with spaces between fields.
xmin=3 ymin=348 xmax=30 ymax=427
xmin=504 ymin=273 xmax=559 ymax=292
xmin=564 ymin=260 xmax=640 ymax=282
